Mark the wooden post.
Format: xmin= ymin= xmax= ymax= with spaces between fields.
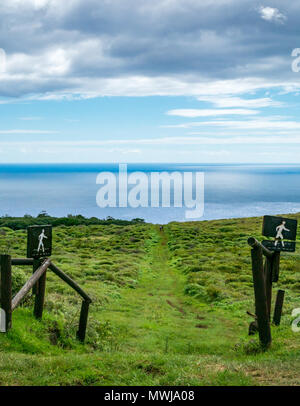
xmin=32 ymin=259 xmax=41 ymax=295
xmin=76 ymin=300 xmax=90 ymax=343
xmin=264 ymin=257 xmax=273 ymax=320
xmin=272 ymin=252 xmax=281 ymax=283
xmin=34 ymin=269 xmax=47 ymax=320
xmin=0 ymin=255 xmax=12 ymax=331
xmin=250 ymin=245 xmax=272 ymax=349
xmin=273 ymin=290 xmax=285 ymax=326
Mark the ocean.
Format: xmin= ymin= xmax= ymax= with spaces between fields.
xmin=0 ymin=163 xmax=300 ymax=224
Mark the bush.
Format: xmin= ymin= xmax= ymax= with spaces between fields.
xmin=11 ymin=268 xmax=28 ymax=297
xmin=184 ymin=283 xmax=206 ymax=299
xmin=205 ymin=284 xmax=224 ymax=302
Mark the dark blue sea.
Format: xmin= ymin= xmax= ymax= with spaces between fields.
xmin=0 ymin=164 xmax=300 ymax=224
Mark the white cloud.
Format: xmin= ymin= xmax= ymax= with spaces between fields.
xmin=6 ymin=47 xmax=72 ymax=76
xmin=196 ymin=96 xmax=282 ymax=108
xmin=258 ymin=6 xmax=287 ymax=24
xmin=163 ymin=118 xmax=300 ymax=131
xmin=3 ymin=135 xmax=300 ymax=148
xmin=14 ymin=76 xmax=294 ymax=100
xmin=166 ymin=108 xmax=258 ymax=117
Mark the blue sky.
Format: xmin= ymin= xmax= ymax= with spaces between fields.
xmin=1 ymin=0 xmax=300 ymax=163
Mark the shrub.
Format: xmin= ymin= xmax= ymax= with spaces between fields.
xmin=11 ymin=267 xmax=28 ymax=297
xmin=184 ymin=283 xmax=206 ymax=299
xmin=205 ymin=284 xmax=224 ymax=302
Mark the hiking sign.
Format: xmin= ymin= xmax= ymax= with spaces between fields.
xmin=262 ymin=216 xmax=297 ymax=252
xmin=27 ymin=225 xmax=52 ymax=258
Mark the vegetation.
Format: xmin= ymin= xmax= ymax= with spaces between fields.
xmin=0 ymin=212 xmax=145 ymax=230
xmin=0 ymin=214 xmax=300 ymax=385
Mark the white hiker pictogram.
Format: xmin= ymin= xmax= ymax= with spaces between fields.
xmin=275 ymin=221 xmax=290 ymax=247
xmin=37 ymin=229 xmax=48 ymax=253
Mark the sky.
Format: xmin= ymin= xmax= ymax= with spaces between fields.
xmin=1 ymin=0 xmax=300 ymax=163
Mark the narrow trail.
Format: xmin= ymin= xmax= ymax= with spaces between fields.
xmin=100 ymin=226 xmax=212 ymax=355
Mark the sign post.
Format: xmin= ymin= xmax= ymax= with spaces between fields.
xmin=27 ymin=225 xmax=52 ymax=320
xmin=248 ymin=215 xmax=298 ymax=348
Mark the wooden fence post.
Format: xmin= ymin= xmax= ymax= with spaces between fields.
xmin=272 ymin=252 xmax=281 ymax=283
xmin=76 ymin=300 xmax=90 ymax=343
xmin=250 ymin=245 xmax=272 ymax=349
xmin=34 ymin=269 xmax=47 ymax=320
xmin=0 ymin=255 xmax=12 ymax=331
xmin=264 ymin=257 xmax=273 ymax=320
xmin=273 ymin=290 xmax=285 ymax=326
xmin=32 ymin=259 xmax=41 ymax=295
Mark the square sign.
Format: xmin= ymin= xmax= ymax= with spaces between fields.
xmin=262 ymin=215 xmax=298 ymax=252
xmin=27 ymin=225 xmax=52 ymax=258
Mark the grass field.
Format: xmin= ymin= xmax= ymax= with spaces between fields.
xmin=0 ymin=214 xmax=300 ymax=386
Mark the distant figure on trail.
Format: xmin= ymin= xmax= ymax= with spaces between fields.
xmin=37 ymin=229 xmax=48 ymax=253
xmin=275 ymin=221 xmax=290 ymax=247
xmin=160 ymin=225 xmax=164 ymax=232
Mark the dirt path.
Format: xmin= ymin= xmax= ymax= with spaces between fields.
xmin=100 ymin=226 xmax=212 ymax=355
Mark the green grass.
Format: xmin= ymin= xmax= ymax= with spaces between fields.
xmin=0 ymin=215 xmax=300 ymax=385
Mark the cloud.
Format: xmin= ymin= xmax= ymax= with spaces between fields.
xmin=164 ymin=118 xmax=300 ymax=131
xmin=166 ymin=108 xmax=258 ymax=117
xmin=258 ymin=6 xmax=287 ymax=24
xmin=196 ymin=96 xmax=282 ymax=108
xmin=0 ymin=0 xmax=297 ymax=99
xmin=3 ymin=134 xmax=300 ymax=148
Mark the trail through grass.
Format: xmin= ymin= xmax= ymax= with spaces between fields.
xmin=99 ymin=226 xmax=217 ymax=355
xmin=0 ymin=220 xmax=300 ymax=385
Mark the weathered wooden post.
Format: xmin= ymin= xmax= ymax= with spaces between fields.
xmin=273 ymin=289 xmax=285 ymax=326
xmin=34 ymin=266 xmax=47 ymax=320
xmin=32 ymin=259 xmax=40 ymax=295
xmin=77 ymin=300 xmax=90 ymax=343
xmin=248 ymin=238 xmax=272 ymax=349
xmin=272 ymin=252 xmax=281 ymax=283
xmin=264 ymin=257 xmax=273 ymax=320
xmin=0 ymin=254 xmax=12 ymax=331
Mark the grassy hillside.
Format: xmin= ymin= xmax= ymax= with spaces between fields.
xmin=0 ymin=214 xmax=300 ymax=386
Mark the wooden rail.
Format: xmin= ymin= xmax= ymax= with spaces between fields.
xmin=11 ymin=259 xmax=51 ymax=311
xmin=11 ymin=258 xmax=34 ymax=266
xmin=248 ymin=237 xmax=274 ymax=259
xmin=49 ymin=262 xmax=92 ymax=303
xmin=49 ymin=262 xmax=92 ymax=341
